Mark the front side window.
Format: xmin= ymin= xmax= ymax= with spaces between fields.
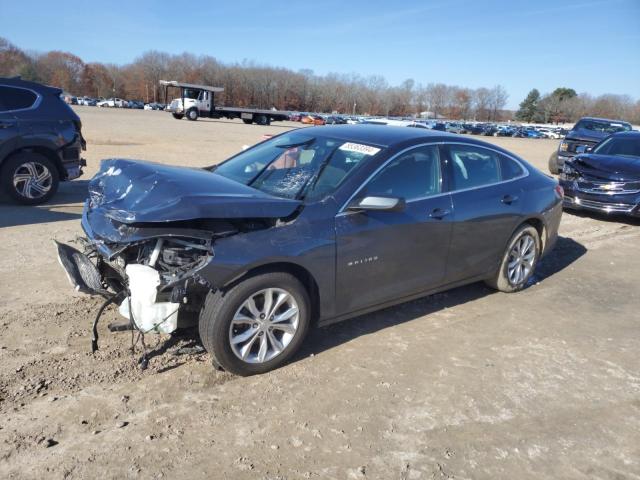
xmin=448 ymin=145 xmax=523 ymax=189
xmin=360 ymin=145 xmax=441 ymax=201
xmin=0 ymin=86 xmax=38 ymax=112
xmin=214 ymin=132 xmax=379 ymax=200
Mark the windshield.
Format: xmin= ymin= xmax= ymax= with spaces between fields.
xmin=214 ymin=132 xmax=381 ymax=200
xmin=574 ymin=119 xmax=632 ymax=134
xmin=183 ymin=88 xmax=200 ymax=99
xmin=593 ymin=136 xmax=640 ymax=158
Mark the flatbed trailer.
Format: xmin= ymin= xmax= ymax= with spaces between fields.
xmin=160 ymin=80 xmax=290 ymax=125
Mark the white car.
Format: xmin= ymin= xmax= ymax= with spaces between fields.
xmin=97 ymin=98 xmax=126 ymax=108
xmin=537 ymin=128 xmax=562 ymax=139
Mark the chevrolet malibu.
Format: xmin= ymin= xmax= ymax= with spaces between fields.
xmin=57 ymin=125 xmax=563 ymax=375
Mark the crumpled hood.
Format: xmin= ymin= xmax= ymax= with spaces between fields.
xmin=88 ymin=158 xmax=301 ymax=223
xmin=573 ymin=154 xmax=640 ymax=181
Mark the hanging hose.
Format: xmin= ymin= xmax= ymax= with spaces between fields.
xmin=92 ymin=289 xmax=178 ymax=370
xmin=91 ymin=292 xmax=124 ymax=353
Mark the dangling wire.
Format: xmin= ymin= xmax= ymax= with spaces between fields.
xmin=91 ymin=291 xmax=125 ymax=353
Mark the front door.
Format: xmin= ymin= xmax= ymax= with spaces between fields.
xmin=335 ymin=144 xmax=453 ymax=314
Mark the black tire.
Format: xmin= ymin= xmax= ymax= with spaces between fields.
xmin=255 ymin=115 xmax=269 ymax=126
xmin=186 ymin=109 xmax=198 ymax=121
xmin=1 ymin=152 xmax=60 ymax=205
xmin=242 ymin=118 xmax=253 ymax=125
xmin=485 ymin=224 xmax=541 ymax=293
xmin=548 ymin=151 xmax=559 ymax=174
xmin=172 ymin=113 xmax=184 ymax=120
xmin=199 ymin=272 xmax=311 ymax=376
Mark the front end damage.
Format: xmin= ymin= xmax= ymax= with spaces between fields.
xmin=56 ymin=158 xmax=302 ymax=364
xmin=56 ymin=215 xmax=216 ymax=354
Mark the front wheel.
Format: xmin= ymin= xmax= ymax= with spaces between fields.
xmin=485 ymin=224 xmax=540 ymax=293
xmin=186 ymin=109 xmax=198 ymax=121
xmin=199 ymin=272 xmax=311 ymax=376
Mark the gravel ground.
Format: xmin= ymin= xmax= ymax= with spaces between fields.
xmin=0 ymin=107 xmax=638 ymax=479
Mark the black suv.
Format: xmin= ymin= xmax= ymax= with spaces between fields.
xmin=0 ymin=77 xmax=86 ymax=204
xmin=548 ymin=117 xmax=632 ymax=174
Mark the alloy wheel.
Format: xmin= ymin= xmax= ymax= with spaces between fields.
xmin=13 ymin=162 xmax=53 ymax=199
xmin=229 ymin=288 xmax=299 ymax=364
xmin=507 ymin=234 xmax=536 ymax=286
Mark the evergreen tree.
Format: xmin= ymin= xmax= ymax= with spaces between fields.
xmin=516 ymin=88 xmax=540 ymax=122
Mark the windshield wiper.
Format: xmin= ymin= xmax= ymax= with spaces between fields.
xmin=296 ymin=147 xmax=338 ymax=200
xmin=247 ymin=138 xmax=316 ymax=187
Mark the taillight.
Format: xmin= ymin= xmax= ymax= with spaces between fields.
xmin=555 ymin=185 xmax=564 ymax=198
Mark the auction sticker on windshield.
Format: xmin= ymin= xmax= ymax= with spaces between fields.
xmin=339 ymin=142 xmax=381 ymax=156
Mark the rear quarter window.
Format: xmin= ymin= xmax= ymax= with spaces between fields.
xmin=500 ymin=155 xmax=526 ymax=180
xmin=0 ymin=86 xmax=38 ymax=112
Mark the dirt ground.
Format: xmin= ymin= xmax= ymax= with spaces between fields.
xmin=1 ymin=107 xmax=639 ymax=479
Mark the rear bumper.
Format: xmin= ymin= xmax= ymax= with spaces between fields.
xmin=59 ymin=133 xmax=86 ymax=180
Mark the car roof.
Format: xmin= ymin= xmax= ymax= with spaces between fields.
xmin=0 ymin=76 xmax=62 ymax=95
xmin=577 ymin=117 xmax=632 ymax=125
xmin=299 ymin=124 xmax=458 ymax=147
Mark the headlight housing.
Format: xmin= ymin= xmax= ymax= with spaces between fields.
xmin=560 ymin=162 xmax=578 ymax=181
xmin=559 ymin=141 xmax=569 ymax=152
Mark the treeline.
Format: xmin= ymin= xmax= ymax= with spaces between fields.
xmin=516 ymin=87 xmax=640 ymax=125
xmin=1 ymin=37 xmax=510 ymax=119
xmin=1 ymin=37 xmax=637 ymax=123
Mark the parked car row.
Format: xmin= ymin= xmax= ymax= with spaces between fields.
xmin=64 ymin=95 xmax=166 ymax=111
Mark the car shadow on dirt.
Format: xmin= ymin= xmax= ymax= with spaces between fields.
xmin=0 ymin=180 xmax=88 ymax=228
xmin=296 ymin=235 xmax=586 ymax=361
xmin=564 ymin=209 xmax=640 ymax=227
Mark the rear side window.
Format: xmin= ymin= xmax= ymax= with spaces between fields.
xmin=500 ymin=155 xmax=525 ymax=180
xmin=447 ymin=144 xmax=523 ymax=189
xmin=362 ymin=145 xmax=441 ymax=201
xmin=0 ymin=86 xmax=38 ymax=112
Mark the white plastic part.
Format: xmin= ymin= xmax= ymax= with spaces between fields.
xmin=118 ymin=264 xmax=179 ymax=334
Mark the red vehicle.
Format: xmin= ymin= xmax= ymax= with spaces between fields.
xmin=301 ymin=115 xmax=325 ymax=126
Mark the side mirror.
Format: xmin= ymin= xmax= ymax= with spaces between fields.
xmin=576 ymin=145 xmax=592 ymax=154
xmin=347 ymin=195 xmax=406 ymax=212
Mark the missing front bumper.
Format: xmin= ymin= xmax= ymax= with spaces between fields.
xmin=56 ymin=241 xmax=180 ymax=334
xmin=55 ymin=241 xmax=109 ymax=296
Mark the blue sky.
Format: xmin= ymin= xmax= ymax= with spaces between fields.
xmin=2 ymin=0 xmax=638 ymax=108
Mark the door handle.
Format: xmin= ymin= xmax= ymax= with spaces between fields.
xmin=0 ymin=121 xmax=15 ymax=129
xmin=429 ymin=208 xmax=451 ymax=219
xmin=501 ymin=194 xmax=518 ymax=205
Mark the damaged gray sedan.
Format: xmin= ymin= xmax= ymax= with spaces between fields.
xmin=57 ymin=125 xmax=562 ymax=375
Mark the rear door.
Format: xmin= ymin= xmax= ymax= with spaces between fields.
xmin=442 ymin=143 xmax=527 ymax=283
xmin=335 ymin=144 xmax=453 ymax=314
xmin=0 ymin=85 xmax=28 ymax=161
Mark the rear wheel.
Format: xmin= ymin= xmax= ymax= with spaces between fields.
xmin=1 ymin=152 xmax=59 ymax=205
xmin=548 ymin=151 xmax=560 ymax=174
xmin=199 ymin=272 xmax=310 ymax=376
xmin=242 ymin=118 xmax=253 ymax=125
xmin=485 ymin=224 xmax=540 ymax=293
xmin=255 ymin=114 xmax=269 ymax=126
xmin=172 ymin=113 xmax=184 ymax=120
